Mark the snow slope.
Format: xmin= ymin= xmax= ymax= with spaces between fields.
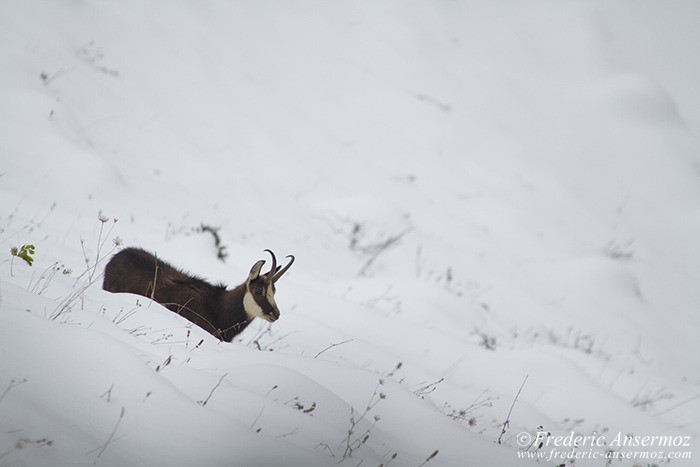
xmin=2 ymin=1 xmax=700 ymax=465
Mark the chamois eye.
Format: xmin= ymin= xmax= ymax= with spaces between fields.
xmin=253 ymin=286 xmax=264 ymax=296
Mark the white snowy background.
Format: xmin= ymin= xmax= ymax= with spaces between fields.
xmin=1 ymin=1 xmax=699 ymax=466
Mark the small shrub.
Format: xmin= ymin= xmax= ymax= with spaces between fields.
xmin=198 ymin=224 xmax=228 ymax=262
xmin=338 ymin=379 xmax=386 ymax=459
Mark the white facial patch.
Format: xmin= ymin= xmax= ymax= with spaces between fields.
xmin=243 ymin=290 xmax=265 ymax=320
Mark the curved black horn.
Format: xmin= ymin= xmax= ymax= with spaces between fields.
xmin=263 ymin=249 xmax=277 ymax=284
xmin=272 ymin=255 xmax=295 ymax=283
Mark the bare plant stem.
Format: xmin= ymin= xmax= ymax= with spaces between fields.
xmin=53 ymin=270 xmax=105 ymax=320
xmin=413 ymin=378 xmax=444 ymax=397
xmin=198 ymin=373 xmax=228 ymax=406
xmin=151 ymin=263 xmax=158 ymax=300
xmin=91 ymin=406 xmax=125 ymax=462
xmin=100 ymin=384 xmax=114 ymax=402
xmin=72 ymin=217 xmax=118 ymax=287
xmin=0 ymin=378 xmax=28 ymax=404
xmin=53 ymin=218 xmax=121 ymax=320
xmin=418 ymin=450 xmax=439 ymax=467
xmin=29 ymin=262 xmax=59 ymax=295
xmin=250 ymin=407 xmax=265 ymax=431
xmin=357 ymin=229 xmax=411 ymax=277
xmin=655 ymin=392 xmax=700 ymax=416
xmin=315 ymin=339 xmax=353 ymax=359
xmin=497 ymin=375 xmax=529 ymax=445
xmin=339 ymin=380 xmax=386 ymax=460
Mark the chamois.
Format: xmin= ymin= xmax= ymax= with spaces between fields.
xmin=102 ymin=247 xmax=294 ymax=342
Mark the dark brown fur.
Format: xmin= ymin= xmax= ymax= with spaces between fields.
xmin=103 ymin=247 xmax=254 ymax=341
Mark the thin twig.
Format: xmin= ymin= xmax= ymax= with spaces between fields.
xmin=150 ymin=252 xmax=159 ymax=300
xmin=198 ymin=373 xmax=228 ymax=406
xmin=100 ymin=384 xmax=114 ymax=402
xmin=250 ymin=407 xmax=265 ymax=430
xmin=497 ymin=375 xmax=528 ymax=445
xmin=91 ymin=406 xmax=125 ymax=462
xmin=339 ymin=380 xmax=386 ymax=459
xmin=413 ymin=378 xmax=444 ymax=397
xmin=654 ymin=392 xmax=700 ymax=416
xmin=315 ymin=339 xmax=353 ymax=359
xmin=276 ymin=428 xmax=299 ymax=439
xmin=0 ymin=378 xmax=28 ymax=404
xmin=357 ymin=229 xmax=411 ymax=277
xmin=418 ymin=450 xmax=439 ymax=467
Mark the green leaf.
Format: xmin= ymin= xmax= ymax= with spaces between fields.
xmin=11 ymin=244 xmax=36 ymax=267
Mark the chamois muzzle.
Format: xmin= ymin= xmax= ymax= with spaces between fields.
xmin=267 ymin=307 xmax=280 ymax=322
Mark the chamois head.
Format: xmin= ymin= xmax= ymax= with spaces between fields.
xmin=243 ymin=249 xmax=295 ymax=323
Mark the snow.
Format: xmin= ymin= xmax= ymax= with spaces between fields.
xmin=1 ymin=0 xmax=700 ymax=465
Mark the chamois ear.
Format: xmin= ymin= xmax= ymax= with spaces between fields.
xmin=248 ymin=260 xmax=266 ymax=281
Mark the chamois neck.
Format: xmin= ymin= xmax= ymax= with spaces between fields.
xmin=216 ymin=284 xmax=253 ymax=342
